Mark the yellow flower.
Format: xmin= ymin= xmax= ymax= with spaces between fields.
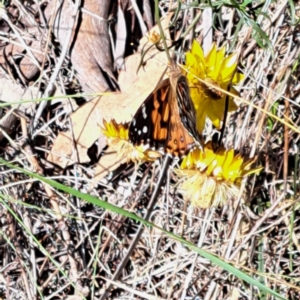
xmin=185 ymin=40 xmax=245 ymax=133
xmin=101 ymin=119 xmax=161 ymax=163
xmin=148 ymin=30 xmax=161 ymax=44
xmin=176 ymin=142 xmax=262 ymax=208
xmin=101 ymin=119 xmax=129 ymax=141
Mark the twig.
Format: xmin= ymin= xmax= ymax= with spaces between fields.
xmin=0 ymin=8 xmax=41 ymax=68
xmin=131 ymin=0 xmax=148 ymax=35
xmin=229 ymin=193 xmax=285 ymax=260
xmin=33 ymin=0 xmax=81 ymax=129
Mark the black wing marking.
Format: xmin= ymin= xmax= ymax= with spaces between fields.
xmin=129 ymin=79 xmax=171 ymax=150
xmin=176 ymin=75 xmax=202 ymax=147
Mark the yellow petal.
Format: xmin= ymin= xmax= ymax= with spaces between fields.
xmin=210 ymin=45 xmax=226 ymax=78
xmin=194 ymin=177 xmax=216 ymax=208
xmin=196 ymin=107 xmax=208 ymax=133
xmin=206 ymin=43 xmax=217 ymax=66
xmin=206 ymin=104 xmax=224 ymax=129
xmin=232 ymin=72 xmax=245 ymax=84
xmin=242 ymin=166 xmax=263 ymax=177
xmin=205 ymin=43 xmax=218 ymax=76
xmin=186 ymin=54 xmax=206 ymax=81
xmin=191 ymin=39 xmax=205 ymax=61
xmin=224 ymin=156 xmax=244 ymax=181
xmin=186 ymin=53 xmax=199 ymax=81
xmin=220 ymin=53 xmax=238 ymax=82
xmin=216 ymin=45 xmax=226 ymax=63
xmin=223 ymin=148 xmax=235 ymax=170
xmin=214 ymin=148 xmax=228 ymax=172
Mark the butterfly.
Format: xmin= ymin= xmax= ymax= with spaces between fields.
xmin=129 ymin=64 xmax=202 ymax=157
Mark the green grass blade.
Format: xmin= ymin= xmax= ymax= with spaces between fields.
xmin=0 ymin=158 xmax=288 ymax=300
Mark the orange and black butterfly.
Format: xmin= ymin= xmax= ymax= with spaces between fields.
xmin=129 ymin=64 xmax=202 ymax=157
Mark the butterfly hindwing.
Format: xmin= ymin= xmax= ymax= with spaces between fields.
xmin=166 ymin=111 xmax=196 ymax=156
xmin=165 ymin=76 xmax=198 ymax=156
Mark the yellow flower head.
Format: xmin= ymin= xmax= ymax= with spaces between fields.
xmin=101 ymin=119 xmax=161 ymax=163
xmin=148 ymin=30 xmax=161 ymax=44
xmin=176 ymin=142 xmax=262 ymax=208
xmin=185 ymin=40 xmax=245 ymax=132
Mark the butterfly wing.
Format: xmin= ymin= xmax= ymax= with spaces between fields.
xmin=129 ymin=68 xmax=202 ymax=157
xmin=165 ymin=108 xmax=197 ymax=156
xmin=129 ymin=78 xmax=171 ymax=151
xmin=175 ymin=74 xmax=201 ymax=144
xmin=165 ymin=75 xmax=201 ymax=156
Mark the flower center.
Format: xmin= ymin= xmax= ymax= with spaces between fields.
xmin=201 ymin=77 xmax=223 ymax=100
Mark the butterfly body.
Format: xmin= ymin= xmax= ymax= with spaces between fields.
xmin=129 ymin=66 xmax=202 ymax=157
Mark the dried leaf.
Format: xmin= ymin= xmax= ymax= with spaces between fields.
xmin=47 ymin=15 xmax=173 ymax=178
xmin=0 ymin=73 xmax=38 ymax=141
xmin=45 ymin=0 xmax=116 ymax=93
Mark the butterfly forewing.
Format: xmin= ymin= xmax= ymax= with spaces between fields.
xmin=175 ymin=75 xmax=201 ymax=144
xmin=129 ymin=79 xmax=171 ymax=151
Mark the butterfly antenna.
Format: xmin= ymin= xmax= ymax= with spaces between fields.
xmin=99 ymin=154 xmax=172 ymax=299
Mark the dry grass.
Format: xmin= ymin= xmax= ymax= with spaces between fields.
xmin=0 ymin=0 xmax=300 ymax=299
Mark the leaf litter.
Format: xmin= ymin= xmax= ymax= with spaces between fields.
xmin=0 ymin=1 xmax=300 ymax=299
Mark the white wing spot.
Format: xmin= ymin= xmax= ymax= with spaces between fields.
xmin=142 ymin=105 xmax=147 ymax=119
xmin=143 ymin=126 xmax=148 ymax=133
xmin=138 ymin=130 xmax=141 ymax=135
xmin=132 ymin=118 xmax=136 ymax=127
